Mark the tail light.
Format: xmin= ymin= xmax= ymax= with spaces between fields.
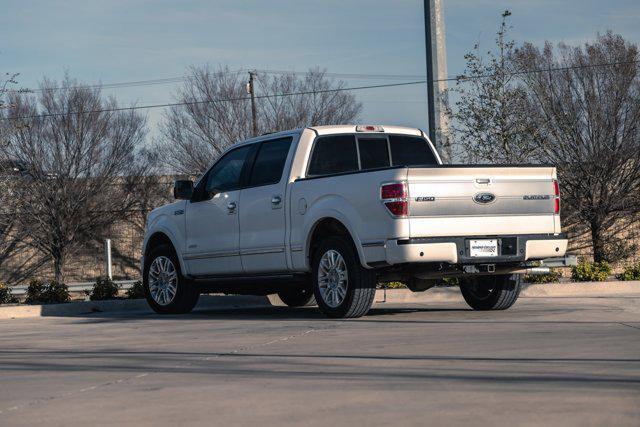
xmin=381 ymin=182 xmax=408 ymax=217
xmin=553 ymin=179 xmax=560 ymax=214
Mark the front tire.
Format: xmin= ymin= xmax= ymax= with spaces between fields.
xmin=459 ymin=274 xmax=522 ymax=310
xmin=312 ymin=236 xmax=377 ymax=318
xmin=144 ymin=244 xmax=199 ymax=314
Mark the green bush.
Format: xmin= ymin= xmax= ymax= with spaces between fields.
xmin=125 ymin=280 xmax=145 ymax=299
xmin=571 ymin=261 xmax=612 ymax=282
xmin=379 ymin=281 xmax=407 ymax=289
xmin=439 ymin=277 xmax=460 ymax=287
xmin=615 ymin=263 xmax=640 ymax=281
xmin=0 ymin=282 xmax=18 ymax=304
xmin=25 ymin=279 xmax=70 ymax=304
xmin=88 ymin=277 xmax=120 ymax=301
xmin=524 ymin=269 xmax=562 ymax=284
xmin=24 ymin=279 xmax=45 ymax=304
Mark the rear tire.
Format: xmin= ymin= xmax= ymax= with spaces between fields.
xmin=459 ymin=274 xmax=522 ymax=310
xmin=312 ymin=236 xmax=376 ymax=318
xmin=277 ymin=286 xmax=316 ymax=307
xmin=143 ymin=244 xmax=199 ymax=314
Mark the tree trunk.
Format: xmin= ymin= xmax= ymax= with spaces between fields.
xmin=53 ymin=250 xmax=65 ymax=283
xmin=590 ymin=221 xmax=606 ymax=263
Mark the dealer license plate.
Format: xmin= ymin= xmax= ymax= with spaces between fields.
xmin=469 ymin=239 xmax=498 ymax=257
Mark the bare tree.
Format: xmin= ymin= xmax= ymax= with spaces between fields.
xmin=1 ymin=76 xmax=149 ymax=282
xmin=0 ymin=71 xmax=40 ymax=282
xmin=514 ymin=32 xmax=640 ymax=262
xmin=446 ymin=11 xmax=541 ymax=164
xmin=257 ymin=68 xmax=362 ymax=134
xmin=157 ymin=66 xmax=362 ymax=175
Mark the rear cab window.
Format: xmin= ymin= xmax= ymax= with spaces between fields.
xmin=307 ymin=135 xmax=358 ymax=176
xmin=248 ymin=137 xmax=293 ymax=187
xmin=306 ymin=134 xmax=437 ymax=177
xmin=358 ymin=137 xmax=390 ymax=170
xmin=388 ymin=135 xmax=438 ymax=167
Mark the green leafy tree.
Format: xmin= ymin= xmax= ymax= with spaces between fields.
xmin=446 ymin=11 xmax=540 ymax=163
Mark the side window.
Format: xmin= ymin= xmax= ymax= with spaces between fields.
xmin=248 ymin=137 xmax=292 ymax=187
xmin=307 ymin=135 xmax=358 ymax=177
xmin=389 ymin=135 xmax=438 ymax=166
xmin=358 ymin=137 xmax=390 ymax=170
xmin=205 ymin=145 xmax=251 ymax=195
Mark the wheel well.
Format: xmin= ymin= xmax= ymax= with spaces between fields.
xmin=145 ymin=232 xmax=175 ymax=258
xmin=308 ymin=218 xmax=355 ymax=262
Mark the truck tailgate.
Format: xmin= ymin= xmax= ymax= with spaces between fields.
xmin=406 ymin=166 xmax=560 ymax=237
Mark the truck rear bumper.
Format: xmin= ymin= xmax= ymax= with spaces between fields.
xmin=383 ymin=234 xmax=567 ymax=265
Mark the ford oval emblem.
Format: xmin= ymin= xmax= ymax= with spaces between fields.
xmin=474 ymin=193 xmax=496 ymax=204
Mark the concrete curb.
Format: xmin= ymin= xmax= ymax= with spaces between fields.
xmin=0 ymin=295 xmax=272 ymax=319
xmin=374 ymin=281 xmax=640 ymax=304
xmin=521 ymin=281 xmax=640 ymax=297
xmin=2 ymin=282 xmax=638 ymax=318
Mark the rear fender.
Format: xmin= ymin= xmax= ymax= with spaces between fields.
xmin=302 ymin=196 xmax=368 ymax=270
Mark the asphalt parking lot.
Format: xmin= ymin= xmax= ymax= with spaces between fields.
xmin=1 ymin=295 xmax=639 ymax=426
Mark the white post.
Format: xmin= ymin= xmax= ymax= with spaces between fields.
xmin=104 ymin=238 xmax=113 ymax=280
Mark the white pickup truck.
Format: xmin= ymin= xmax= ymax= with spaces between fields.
xmin=142 ymin=125 xmax=570 ymax=318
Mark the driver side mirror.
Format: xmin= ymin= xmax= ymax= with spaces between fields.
xmin=173 ymin=179 xmax=194 ymax=200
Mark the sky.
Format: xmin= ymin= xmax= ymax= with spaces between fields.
xmin=2 ymin=0 xmax=640 ymax=138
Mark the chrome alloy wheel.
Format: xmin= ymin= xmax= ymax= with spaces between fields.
xmin=148 ymin=256 xmax=178 ymax=306
xmin=317 ymin=249 xmax=348 ymax=308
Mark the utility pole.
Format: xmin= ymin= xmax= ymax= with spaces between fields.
xmin=423 ymin=0 xmax=451 ymax=162
xmin=247 ymin=71 xmax=258 ymax=136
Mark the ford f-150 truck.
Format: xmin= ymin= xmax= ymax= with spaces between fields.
xmin=141 ymin=125 xmax=570 ymax=318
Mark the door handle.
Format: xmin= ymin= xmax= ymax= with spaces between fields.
xmin=227 ymin=201 xmax=237 ymax=214
xmin=271 ymin=195 xmax=282 ymax=209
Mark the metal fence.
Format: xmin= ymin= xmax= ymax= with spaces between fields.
xmin=11 ymin=279 xmax=138 ymax=296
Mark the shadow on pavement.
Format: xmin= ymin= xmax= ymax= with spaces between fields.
xmin=66 ymin=305 xmax=476 ymax=324
xmin=0 ymin=347 xmax=638 ymax=389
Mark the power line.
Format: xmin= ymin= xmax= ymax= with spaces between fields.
xmin=437 ymin=59 xmax=640 ymax=83
xmin=3 ymin=80 xmax=427 ymax=121
xmin=4 ymin=58 xmax=639 ymax=121
xmin=10 ymin=59 xmax=639 ymax=94
xmin=256 ymin=69 xmax=425 ymax=81
xmin=12 ymin=70 xmax=422 ymax=94
xmin=10 ymin=69 xmax=246 ymax=94
xmin=10 ymin=76 xmax=185 ymax=93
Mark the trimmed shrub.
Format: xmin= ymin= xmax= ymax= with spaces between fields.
xmin=380 ymin=278 xmax=460 ymax=288
xmin=571 ymin=261 xmax=612 ymax=282
xmin=24 ymin=279 xmax=46 ymax=304
xmin=379 ymin=282 xmax=407 ymax=289
xmin=25 ymin=279 xmax=70 ymax=304
xmin=88 ymin=277 xmax=120 ymax=301
xmin=126 ymin=280 xmax=145 ymax=299
xmin=616 ymin=263 xmax=640 ymax=281
xmin=524 ymin=269 xmax=562 ymax=284
xmin=439 ymin=277 xmax=459 ymax=287
xmin=0 ymin=282 xmax=18 ymax=304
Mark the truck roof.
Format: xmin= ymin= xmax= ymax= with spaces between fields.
xmin=237 ymin=125 xmax=426 ymax=147
xmin=309 ymin=125 xmax=423 ymax=136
